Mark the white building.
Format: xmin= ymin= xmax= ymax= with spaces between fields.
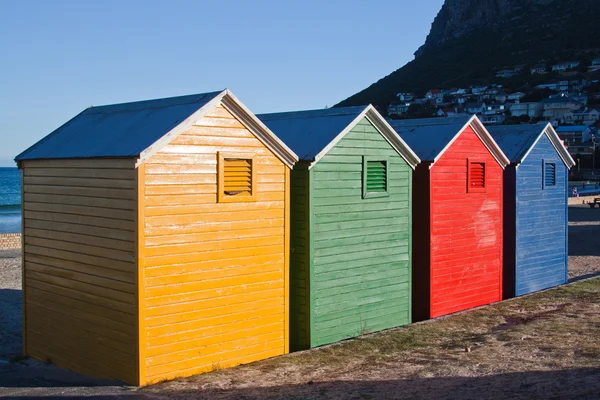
xmin=556 ymin=125 xmax=592 ymax=146
xmin=542 ymin=95 xmax=582 ymax=123
xmin=507 ymin=92 xmax=526 ymax=101
xmin=387 ymin=103 xmax=411 ymax=117
xmin=565 ymin=109 xmax=600 ymax=125
xmin=396 ymin=92 xmax=413 ymax=102
xmin=552 ymin=61 xmax=580 ymax=71
xmin=480 ymin=114 xmax=506 ymax=124
xmin=509 ymin=102 xmax=543 ymax=118
xmin=531 ymin=64 xmax=546 ymax=74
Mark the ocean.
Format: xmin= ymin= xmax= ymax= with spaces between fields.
xmin=0 ymin=167 xmax=21 ymax=234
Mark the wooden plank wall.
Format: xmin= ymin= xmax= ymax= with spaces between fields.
xmin=142 ymin=105 xmax=288 ymax=383
xmin=429 ymin=126 xmax=503 ymax=318
xmin=288 ymin=163 xmax=310 ymax=350
xmin=514 ymin=134 xmax=568 ymax=295
xmin=21 ymin=158 xmax=138 ymax=383
xmin=309 ymin=118 xmax=412 ymax=347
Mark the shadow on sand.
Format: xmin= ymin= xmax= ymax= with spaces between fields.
xmin=5 ymin=368 xmax=598 ymax=400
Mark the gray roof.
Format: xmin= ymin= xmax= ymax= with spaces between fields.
xmin=15 ymin=91 xmax=223 ymax=161
xmin=540 ymin=96 xmax=579 ymax=104
xmin=486 ymin=124 xmax=545 ymax=163
xmin=257 ymin=106 xmax=367 ymax=161
xmin=387 ymin=117 xmax=471 ymax=162
xmin=488 ymin=124 xmax=575 ymax=167
xmin=556 ymin=125 xmax=589 ymax=133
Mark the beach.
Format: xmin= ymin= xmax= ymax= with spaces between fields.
xmin=0 ymin=168 xmax=21 ymax=234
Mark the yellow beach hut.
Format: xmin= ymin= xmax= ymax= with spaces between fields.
xmin=14 ymin=90 xmax=298 ymax=385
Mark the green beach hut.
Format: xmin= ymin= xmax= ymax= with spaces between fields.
xmin=258 ymin=106 xmax=420 ymax=350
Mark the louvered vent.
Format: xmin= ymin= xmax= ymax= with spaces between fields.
xmin=545 ymin=162 xmax=556 ymax=187
xmin=366 ymin=161 xmax=387 ymax=192
xmin=223 ymin=158 xmax=252 ymax=196
xmin=469 ymin=162 xmax=485 ymax=189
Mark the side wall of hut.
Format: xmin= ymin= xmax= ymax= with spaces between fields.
xmin=429 ymin=126 xmax=503 ymax=318
xmin=502 ymin=166 xmax=517 ymax=299
xmin=21 ymin=158 xmax=139 ymax=383
xmin=289 ymin=162 xmax=311 ymax=350
xmin=141 ymin=105 xmax=289 ymax=383
xmin=411 ymin=163 xmax=432 ymax=322
xmin=514 ymin=134 xmax=568 ymax=296
xmin=309 ymin=117 xmax=412 ymax=347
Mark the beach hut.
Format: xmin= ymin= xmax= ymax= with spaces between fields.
xmin=258 ymin=106 xmax=420 ymax=350
xmin=14 ymin=90 xmax=298 ymax=385
xmin=487 ymin=124 xmax=575 ymax=298
xmin=389 ymin=116 xmax=509 ymax=321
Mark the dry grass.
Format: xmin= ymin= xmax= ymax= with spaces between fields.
xmin=142 ymin=278 xmax=600 ymax=400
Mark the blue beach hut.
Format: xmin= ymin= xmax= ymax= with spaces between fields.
xmin=487 ymin=123 xmax=575 ymax=298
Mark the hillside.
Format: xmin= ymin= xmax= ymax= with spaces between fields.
xmin=336 ymin=0 xmax=600 ymax=109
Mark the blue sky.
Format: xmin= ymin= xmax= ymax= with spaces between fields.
xmin=0 ymin=0 xmax=443 ymax=167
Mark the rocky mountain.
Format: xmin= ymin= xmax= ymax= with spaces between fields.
xmin=336 ymin=0 xmax=600 ymax=109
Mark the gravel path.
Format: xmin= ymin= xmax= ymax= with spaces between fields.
xmin=0 ymin=249 xmax=21 ymax=360
xmin=568 ymin=204 xmax=600 ymax=282
xmin=0 ymin=249 xmax=148 ymax=398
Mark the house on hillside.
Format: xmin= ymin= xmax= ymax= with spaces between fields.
xmin=569 ymin=93 xmax=588 ymax=106
xmin=396 ymin=92 xmax=414 ymax=102
xmin=541 ymin=95 xmax=582 ymax=123
xmin=440 ymin=107 xmax=467 ymax=117
xmin=487 ymin=124 xmax=574 ymax=299
xmin=558 ymin=81 xmax=570 ymax=92
xmin=531 ymin=64 xmax=547 ymax=74
xmin=495 ymin=92 xmax=508 ymax=103
xmin=566 ymin=108 xmax=600 ymax=125
xmin=388 ymin=103 xmax=411 ymax=117
xmin=426 ymin=89 xmax=443 ymax=100
xmin=465 ymin=102 xmax=487 ymax=114
xmin=536 ymin=83 xmax=559 ymax=91
xmin=552 ymin=61 xmax=580 ymax=71
xmin=508 ymin=92 xmax=526 ymax=101
xmin=484 ymin=103 xmax=507 ymax=114
xmin=593 ymin=58 xmax=600 ymax=66
xmin=483 ymin=87 xmax=500 ymax=100
xmin=556 ymin=125 xmax=592 ymax=146
xmin=452 ymin=88 xmax=469 ymax=95
xmin=509 ymin=102 xmax=543 ymax=118
xmin=13 ymin=90 xmax=299 ymax=385
xmin=569 ymin=79 xmax=589 ymax=92
xmin=588 ymin=65 xmax=600 ymax=73
xmin=472 ymin=86 xmax=488 ymax=95
xmin=389 ymin=116 xmax=509 ymax=321
xmin=258 ymin=106 xmax=420 ymax=350
xmin=480 ymin=114 xmax=506 ymax=124
xmin=496 ymin=69 xmax=517 ymax=79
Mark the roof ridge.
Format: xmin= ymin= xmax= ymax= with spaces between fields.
xmin=85 ymin=91 xmax=225 ymax=114
xmin=258 ymin=105 xmax=368 ymax=121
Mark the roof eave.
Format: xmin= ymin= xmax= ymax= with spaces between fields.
xmin=309 ymin=107 xmax=370 ymax=169
xmin=469 ymin=116 xmax=510 ymax=169
xmin=544 ymin=124 xmax=576 ymax=169
xmin=136 ymin=90 xmax=299 ymax=169
xmin=309 ymin=105 xmax=421 ymax=170
xmin=364 ymin=106 xmax=421 ymax=169
xmin=431 ymin=115 xmax=510 ymax=169
xmin=221 ymin=90 xmax=299 ymax=168
xmin=136 ymin=91 xmax=228 ymax=167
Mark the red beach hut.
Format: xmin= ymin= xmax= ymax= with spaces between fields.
xmin=389 ymin=116 xmax=509 ymax=321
